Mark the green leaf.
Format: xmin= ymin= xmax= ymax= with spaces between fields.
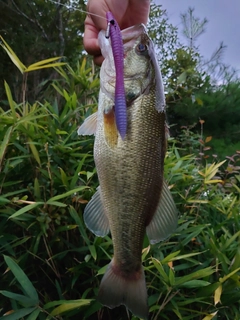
xmin=151 ymin=258 xmax=169 ymax=284
xmin=3 ymin=256 xmax=39 ymax=303
xmin=0 ymin=126 xmax=13 ymax=162
xmin=202 ymin=311 xmax=218 ymax=320
xmin=33 ymin=178 xmax=41 ymax=199
xmin=59 ymin=167 xmax=70 ymax=189
xmin=0 ymin=196 xmax=10 ymax=204
xmin=69 ymin=206 xmax=90 ymax=246
xmin=214 ymin=284 xmax=222 ymax=305
xmin=175 ymin=267 xmax=214 ymax=286
xmin=89 ymin=245 xmax=97 ymax=261
xmin=0 ymin=36 xmax=26 ymax=73
xmin=9 ymin=202 xmax=44 ymax=220
xmin=178 ymin=280 xmax=210 ymax=288
xmin=25 ymin=308 xmax=41 ymax=320
xmin=177 ymin=71 xmax=187 ymax=85
xmin=49 ymin=299 xmax=92 ymax=316
xmin=219 ymin=267 xmax=240 ymax=283
xmin=26 ymin=62 xmax=66 ymax=71
xmin=27 ymin=56 xmax=63 ymax=68
xmin=48 ymin=186 xmax=89 ymax=202
xmin=0 ymin=291 xmax=36 ymax=307
xmin=45 ymin=200 xmax=67 ymax=207
xmin=4 ymin=81 xmax=17 ymax=122
xmin=161 ymin=251 xmax=203 ymax=264
xmin=27 ymin=139 xmax=41 ymax=165
xmin=97 ymin=264 xmax=108 ymax=276
xmin=196 ymin=282 xmax=221 ymax=298
xmin=0 ymin=307 xmax=37 ymax=320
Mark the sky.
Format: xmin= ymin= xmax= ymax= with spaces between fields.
xmin=155 ymin=0 xmax=240 ymax=71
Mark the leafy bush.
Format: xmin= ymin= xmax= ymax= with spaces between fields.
xmin=0 ymin=41 xmax=239 ymax=320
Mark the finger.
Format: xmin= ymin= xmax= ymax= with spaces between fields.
xmin=93 ymin=54 xmax=104 ymax=66
xmin=87 ymin=1 xmax=109 ymax=30
xmin=83 ymin=16 xmax=101 ymax=56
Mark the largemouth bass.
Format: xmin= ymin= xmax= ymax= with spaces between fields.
xmin=78 ymin=24 xmax=178 ymax=320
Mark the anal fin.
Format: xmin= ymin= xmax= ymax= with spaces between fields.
xmin=83 ymin=186 xmax=110 ymax=237
xmin=146 ymin=179 xmax=178 ymax=244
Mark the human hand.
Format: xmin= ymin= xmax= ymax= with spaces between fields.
xmin=84 ymin=0 xmax=150 ymax=65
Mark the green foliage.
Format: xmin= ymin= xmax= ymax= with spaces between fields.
xmin=169 ymin=81 xmax=240 ymax=158
xmin=0 ymin=0 xmax=86 ymax=102
xmin=1 ymin=33 xmax=240 ymax=320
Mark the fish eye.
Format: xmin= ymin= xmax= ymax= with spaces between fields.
xmin=136 ymin=43 xmax=148 ymax=54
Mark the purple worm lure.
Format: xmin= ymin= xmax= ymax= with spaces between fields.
xmin=106 ymin=12 xmax=127 ymax=139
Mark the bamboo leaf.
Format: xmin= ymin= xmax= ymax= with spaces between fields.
xmin=202 ymin=311 xmax=218 ymax=320
xmin=25 ymin=308 xmax=41 ymax=320
xmin=48 ymin=186 xmax=89 ymax=202
xmin=163 ymin=251 xmax=206 ymax=263
xmin=51 ymin=83 xmax=64 ymax=96
xmin=89 ymin=245 xmax=97 ymax=261
xmin=0 ymin=126 xmax=13 ymax=162
xmin=179 ymin=280 xmax=210 ymax=288
xmin=4 ymin=81 xmax=17 ymax=122
xmin=46 ymin=200 xmax=67 ymax=207
xmin=0 ymin=291 xmax=35 ymax=307
xmin=223 ymin=230 xmax=240 ymax=250
xmin=0 ymin=36 xmax=26 ymax=73
xmin=204 ymin=179 xmax=223 ymax=184
xmin=97 ymin=264 xmax=108 ymax=276
xmin=3 ymin=256 xmax=38 ymax=303
xmin=0 ymin=307 xmax=37 ymax=320
xmin=27 ymin=56 xmax=62 ymax=68
xmin=28 ymin=140 xmax=41 ymax=165
xmin=9 ymin=202 xmax=44 ymax=219
xmin=34 ymin=178 xmax=41 ymax=199
xmin=26 ymin=62 xmax=66 ymax=72
xmin=151 ymin=258 xmax=169 ymax=283
xmin=49 ymin=299 xmax=92 ymax=316
xmin=44 ymin=299 xmax=90 ymax=309
xmin=59 ymin=167 xmax=70 ymax=189
xmin=175 ymin=267 xmax=214 ymax=286
xmin=219 ymin=267 xmax=240 ymax=283
xmin=69 ymin=206 xmax=90 ymax=246
xmin=214 ymin=284 xmax=222 ymax=305
xmin=187 ymin=199 xmax=209 ymax=204
xmin=204 ymin=161 xmax=226 ymax=182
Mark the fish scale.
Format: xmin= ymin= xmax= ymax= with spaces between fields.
xmin=95 ymin=87 xmax=164 ymax=275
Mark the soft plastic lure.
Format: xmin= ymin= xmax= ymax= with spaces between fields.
xmin=106 ymin=12 xmax=127 ymax=140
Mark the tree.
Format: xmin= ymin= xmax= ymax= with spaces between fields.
xmin=0 ymin=0 xmax=86 ymax=102
xmin=181 ymin=7 xmax=208 ymax=49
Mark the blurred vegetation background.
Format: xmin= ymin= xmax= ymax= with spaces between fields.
xmin=0 ymin=1 xmax=239 ymax=319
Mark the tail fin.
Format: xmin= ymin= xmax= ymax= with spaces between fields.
xmin=98 ymin=259 xmax=148 ymax=320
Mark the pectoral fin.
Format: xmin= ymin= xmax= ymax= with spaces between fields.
xmin=146 ymin=180 xmax=178 ymax=244
xmin=103 ymin=107 xmax=118 ymax=148
xmin=77 ymin=112 xmax=97 ymax=136
xmin=83 ymin=186 xmax=110 ymax=237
